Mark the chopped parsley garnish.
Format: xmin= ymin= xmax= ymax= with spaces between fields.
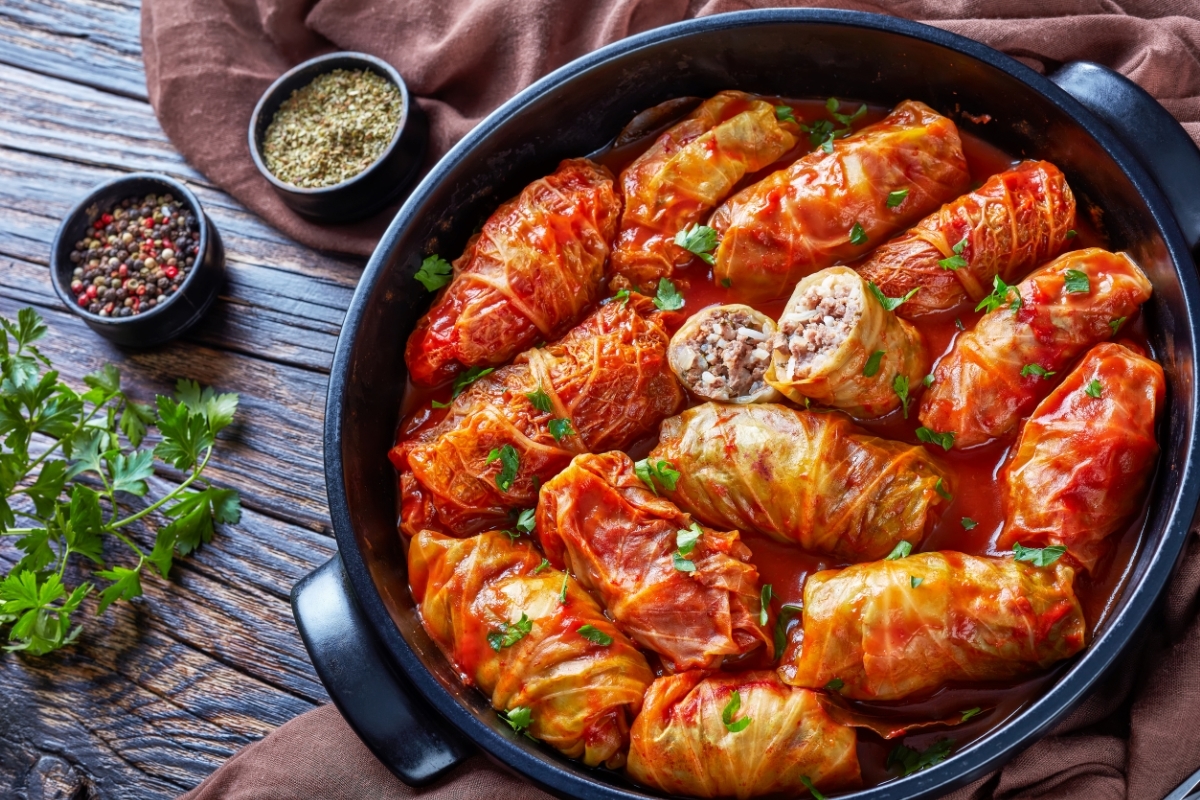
xmin=1109 ymin=316 xmax=1127 ymax=335
xmin=676 ymin=522 xmax=702 ymax=556
xmin=1085 ymin=379 xmax=1103 ymax=398
xmin=886 ymin=188 xmax=909 ymax=208
xmin=721 ymin=277 xmax=732 ymax=288
xmin=486 ymin=444 xmax=520 ymax=492
xmin=774 ymin=603 xmax=803 ymax=658
xmin=800 ymin=118 xmax=837 ymax=150
xmin=452 ymin=366 xmax=494 ymax=398
xmin=887 ymin=738 xmax=954 ymax=776
xmin=431 ymin=399 xmax=450 ymax=409
xmin=938 ymin=236 xmax=969 ymax=270
xmin=934 ymin=478 xmax=952 ymax=501
xmin=961 ymin=707 xmax=982 ymax=722
xmin=774 ymin=105 xmax=797 ymax=124
xmin=849 ymin=222 xmax=868 ymax=246
xmin=414 ymin=255 xmax=453 ymax=291
xmin=885 ymin=541 xmax=913 ymax=561
xmin=867 ymin=281 xmax=920 ymax=312
xmin=800 ymin=776 xmax=827 ymax=800
xmin=911 ymin=575 xmax=924 ymax=588
xmin=674 ymin=224 xmax=718 ymax=265
xmin=487 ymin=613 xmax=532 ymax=651
xmin=721 ymin=690 xmax=752 ymax=733
xmin=525 ymin=386 xmax=552 ymax=413
xmin=825 ymin=677 xmax=845 ymax=692
xmin=916 ymin=427 xmax=956 ymax=451
xmin=672 ymin=551 xmax=697 ymax=573
xmin=961 ymin=517 xmax=978 ymax=530
xmin=548 ymin=417 xmax=575 ymax=442
xmin=955 ymin=317 xmax=965 ymax=331
xmin=1063 ymin=268 xmax=1091 ymax=294
xmin=828 ymin=97 xmax=868 ymax=127
xmin=759 ymin=584 xmax=773 ymax=626
xmin=635 ymin=458 xmax=680 ymax=495
xmin=613 ymin=288 xmax=631 ymax=306
xmin=515 ymin=508 xmax=536 ymax=534
xmin=559 ymin=571 xmax=570 ymax=604
xmin=893 ymin=374 xmax=911 ymax=418
xmin=863 ymin=350 xmax=885 ymax=378
xmin=576 ymin=624 xmax=613 ymax=646
xmin=1020 ymin=363 xmax=1056 ymax=379
xmin=653 ymin=277 xmax=685 ymax=311
xmin=1013 ymin=542 xmax=1067 ymax=567
xmin=976 ymin=275 xmax=1022 ymax=314
xmin=923 ymin=373 xmax=934 ymax=387
xmin=533 ymin=558 xmax=550 ymax=574
xmin=1066 ymin=229 xmax=1078 ymax=238
xmin=501 ymin=706 xmax=533 ymax=732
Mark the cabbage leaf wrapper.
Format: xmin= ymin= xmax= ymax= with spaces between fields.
xmin=626 ymin=670 xmax=862 ymax=799
xmin=918 ymin=248 xmax=1153 ymax=448
xmin=405 ymin=158 xmax=620 ymax=386
xmin=781 ymin=552 xmax=1086 ymax=701
xmin=710 ymin=100 xmax=970 ymax=301
xmin=397 ymin=298 xmax=684 ymax=536
xmin=998 ymin=342 xmax=1164 ymax=572
xmin=611 ymin=91 xmax=798 ymax=292
xmin=408 ymin=530 xmax=653 ymax=768
xmin=650 ymin=403 xmax=950 ymax=561
xmin=856 ymin=160 xmax=1076 ymax=317
xmin=765 ymin=266 xmax=929 ymax=418
xmin=537 ymin=451 xmax=771 ymax=671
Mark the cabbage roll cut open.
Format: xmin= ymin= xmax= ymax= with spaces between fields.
xmin=919 ymin=248 xmax=1153 ymax=448
xmin=650 ymin=403 xmax=950 ymax=562
xmin=409 ymin=530 xmax=653 ymax=768
xmin=998 ymin=343 xmax=1164 ymax=572
xmin=668 ymin=304 xmax=782 ymax=404
xmin=765 ymin=267 xmax=929 ymax=418
xmin=856 ymin=160 xmax=1076 ymax=317
xmin=405 ymin=158 xmax=620 ymax=386
xmin=710 ymin=100 xmax=970 ymax=301
xmin=627 ymin=671 xmax=862 ymax=799
xmin=611 ymin=91 xmax=799 ymax=291
xmin=781 ymin=552 xmax=1086 ymax=701
xmin=537 ymin=451 xmax=771 ymax=671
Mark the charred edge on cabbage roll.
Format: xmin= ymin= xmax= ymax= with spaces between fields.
xmin=668 ymin=304 xmax=781 ymax=404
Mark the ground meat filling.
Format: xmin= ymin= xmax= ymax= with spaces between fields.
xmin=773 ymin=274 xmax=863 ymax=381
xmin=676 ymin=309 xmax=773 ymax=401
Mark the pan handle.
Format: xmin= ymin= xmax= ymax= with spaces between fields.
xmin=292 ymin=554 xmax=474 ymax=785
xmin=1050 ymin=61 xmax=1200 ymax=253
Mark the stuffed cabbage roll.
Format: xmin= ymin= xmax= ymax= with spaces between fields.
xmin=408 ymin=530 xmax=653 ymax=768
xmin=710 ymin=100 xmax=970 ymax=301
xmin=611 ymin=91 xmax=798 ymax=292
xmin=919 ymin=248 xmax=1153 ymax=448
xmin=650 ymin=403 xmax=950 ymax=561
xmin=781 ymin=552 xmax=1086 ymax=701
xmin=627 ymin=671 xmax=861 ymax=799
xmin=765 ymin=266 xmax=929 ymax=418
xmin=856 ymin=160 xmax=1076 ymax=317
xmin=397 ymin=298 xmax=684 ymax=536
xmin=998 ymin=343 xmax=1164 ymax=571
xmin=405 ymin=158 xmax=620 ymax=386
xmin=537 ymin=451 xmax=771 ymax=671
xmin=668 ymin=304 xmax=782 ymax=404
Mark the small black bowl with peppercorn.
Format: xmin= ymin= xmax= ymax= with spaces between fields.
xmin=50 ymin=173 xmax=225 ymax=347
xmin=248 ymin=52 xmax=427 ymax=223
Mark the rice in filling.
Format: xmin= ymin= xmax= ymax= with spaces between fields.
xmin=773 ymin=274 xmax=863 ymax=381
xmin=675 ymin=309 xmax=772 ymax=401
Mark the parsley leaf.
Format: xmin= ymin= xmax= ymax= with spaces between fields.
xmin=893 ymin=374 xmax=911 ymax=418
xmin=653 ymin=278 xmax=685 ymax=311
xmin=577 ymin=624 xmax=613 ymax=646
xmin=887 ymin=739 xmax=955 ymax=776
xmin=501 ymin=706 xmax=533 ymax=732
xmin=1110 ymin=316 xmax=1127 ymax=335
xmin=548 ymin=417 xmax=574 ymax=442
xmin=962 ymin=517 xmax=978 ymax=530
xmin=961 ymin=707 xmax=982 ymax=722
xmin=1085 ymin=379 xmax=1103 ymax=398
xmin=800 ymin=776 xmax=827 ymax=800
xmin=613 ymin=288 xmax=631 ymax=306
xmin=414 ymin=255 xmax=453 ymax=291
xmin=887 ymin=188 xmax=909 ymax=208
xmin=673 ymin=551 xmax=696 ymax=573
xmin=759 ymin=584 xmax=773 ymax=626
xmin=774 ymin=105 xmax=797 ymax=124
xmin=1066 ymin=229 xmax=1078 ymax=238
xmin=559 ymin=571 xmax=570 ymax=604
xmin=487 ymin=613 xmax=533 ymax=651
xmin=911 ymin=575 xmax=924 ymax=588
xmin=1063 ymin=269 xmax=1091 ymax=294
xmin=721 ymin=277 xmax=732 ymax=288
xmin=676 ymin=522 xmax=702 ymax=556
xmin=451 ymin=366 xmax=494 ymax=399
xmin=849 ymin=222 xmax=868 ymax=246
xmin=916 ymin=427 xmax=956 ymax=451
xmin=825 ymin=677 xmax=845 ymax=692
xmin=1020 ymin=363 xmax=1056 ymax=379
xmin=674 ymin=224 xmax=718 ymax=265
xmin=863 ymin=350 xmax=885 ymax=378
xmin=515 ymin=508 xmax=536 ymax=534
xmin=923 ymin=373 xmax=934 ymax=387
xmin=975 ymin=274 xmax=1022 ymax=314
xmin=868 ymin=282 xmax=920 ymax=312
xmin=885 ymin=541 xmax=913 ymax=560
xmin=487 ymin=444 xmax=520 ymax=492
xmin=533 ymin=558 xmax=550 ymax=574
xmin=934 ymin=478 xmax=952 ymax=502
xmin=431 ymin=399 xmax=450 ymax=409
xmin=525 ymin=386 xmax=552 ymax=413
xmin=721 ymin=690 xmax=752 ymax=733
xmin=774 ymin=602 xmax=803 ymax=659
xmin=1013 ymin=542 xmax=1067 ymax=567
xmin=938 ymin=235 xmax=970 ymax=270
xmin=634 ymin=458 xmax=680 ymax=495
xmin=955 ymin=317 xmax=965 ymax=331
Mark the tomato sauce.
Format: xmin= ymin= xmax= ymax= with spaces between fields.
xmin=392 ymin=97 xmax=1156 ymax=784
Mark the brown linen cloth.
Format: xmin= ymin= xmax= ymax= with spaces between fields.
xmin=159 ymin=1 xmax=1200 ymax=798
xmin=141 ymin=0 xmax=1200 ymax=256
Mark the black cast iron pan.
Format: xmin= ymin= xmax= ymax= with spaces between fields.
xmin=294 ymin=9 xmax=1200 ymax=799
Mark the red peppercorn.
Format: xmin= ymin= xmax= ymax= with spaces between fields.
xmin=85 ymin=285 xmax=97 ymax=299
xmin=93 ymin=220 xmax=104 ymax=230
xmin=164 ymin=266 xmax=178 ymax=279
xmin=101 ymin=213 xmax=113 ymax=224
xmin=77 ymin=296 xmax=89 ymax=308
xmin=136 ymin=286 xmax=146 ymax=296
xmin=118 ymin=264 xmax=128 ymax=278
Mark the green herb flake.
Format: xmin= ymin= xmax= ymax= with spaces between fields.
xmin=893 ymin=374 xmax=912 ymax=419
xmin=452 ymin=366 xmax=495 ymax=399
xmin=613 ymin=288 xmax=631 ymax=306
xmin=414 ymin=255 xmax=453 ymax=292
xmin=887 ymin=738 xmax=955 ymax=776
xmin=1020 ymin=363 xmax=1056 ymax=379
xmin=487 ymin=612 xmax=532 ymax=651
xmin=774 ymin=603 xmax=803 ymax=659
xmin=886 ymin=188 xmax=909 ymax=208
xmin=501 ymin=706 xmax=533 ymax=732
xmin=548 ymin=417 xmax=575 ymax=442
xmin=1066 ymin=229 xmax=1078 ymax=238
xmin=634 ymin=458 xmax=680 ymax=495
xmin=533 ymin=558 xmax=550 ymax=574
xmin=825 ymin=677 xmax=845 ymax=692
xmin=525 ymin=386 xmax=552 ymax=413
xmin=939 ymin=254 xmax=968 ymax=270
xmin=1013 ymin=542 xmax=1068 ymax=567
xmin=653 ymin=278 xmax=685 ymax=311
xmin=1063 ymin=269 xmax=1091 ymax=294
xmin=911 ymin=575 xmax=924 ymax=588
xmin=1109 ymin=316 xmax=1127 ymax=335
xmin=961 ymin=707 xmax=982 ymax=722
xmin=916 ymin=427 xmax=956 ymax=451
xmin=559 ymin=571 xmax=570 ymax=604
xmin=976 ymin=274 xmax=1023 ymax=314
xmin=923 ymin=373 xmax=934 ymax=388
xmin=674 ymin=224 xmax=718 ymax=265
xmin=721 ymin=690 xmax=752 ymax=733
xmin=868 ymin=281 xmax=920 ymax=312
xmin=849 ymin=222 xmax=869 ymax=246
xmin=800 ymin=775 xmax=827 ymax=800
xmin=577 ymin=624 xmax=613 ymax=646
xmin=759 ymin=584 xmax=773 ymax=626
xmin=962 ymin=517 xmax=978 ymax=530
xmin=885 ymin=541 xmax=913 ymax=561
xmin=934 ymin=478 xmax=952 ymax=502
xmin=431 ymin=399 xmax=450 ymax=409
xmin=676 ymin=522 xmax=702 ymax=556
xmin=515 ymin=508 xmax=536 ymax=534
xmin=775 ymin=105 xmax=797 ymax=124
xmin=955 ymin=317 xmax=965 ymax=331
xmin=672 ymin=551 xmax=697 ymax=573
xmin=1085 ymin=379 xmax=1103 ymax=399
xmin=487 ymin=444 xmax=520 ymax=492
xmin=721 ymin=277 xmax=732 ymax=288
xmin=863 ymin=350 xmax=886 ymax=378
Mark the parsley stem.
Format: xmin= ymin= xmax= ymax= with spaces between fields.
xmin=23 ymin=392 xmax=116 ymax=478
xmin=108 ymin=447 xmax=212 ymax=531
xmin=0 ymin=529 xmax=37 ymax=536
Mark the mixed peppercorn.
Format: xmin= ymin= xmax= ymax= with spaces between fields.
xmin=68 ymin=192 xmax=198 ymax=317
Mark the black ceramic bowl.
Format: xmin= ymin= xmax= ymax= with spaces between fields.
xmin=248 ymin=52 xmax=427 ymax=223
xmin=297 ymin=9 xmax=1200 ymax=800
xmin=50 ymin=173 xmax=225 ymax=348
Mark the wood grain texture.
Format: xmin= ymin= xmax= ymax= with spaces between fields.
xmin=0 ymin=1 xmax=365 ymax=797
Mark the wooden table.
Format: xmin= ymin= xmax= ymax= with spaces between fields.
xmin=0 ymin=1 xmax=355 ymax=796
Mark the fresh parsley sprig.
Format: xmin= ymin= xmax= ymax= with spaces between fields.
xmin=0 ymin=308 xmax=240 ymax=655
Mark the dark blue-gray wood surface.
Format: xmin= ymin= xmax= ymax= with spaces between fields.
xmin=0 ymin=1 xmax=353 ymax=796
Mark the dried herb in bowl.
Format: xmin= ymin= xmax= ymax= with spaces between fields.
xmin=262 ymin=68 xmax=404 ymax=189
